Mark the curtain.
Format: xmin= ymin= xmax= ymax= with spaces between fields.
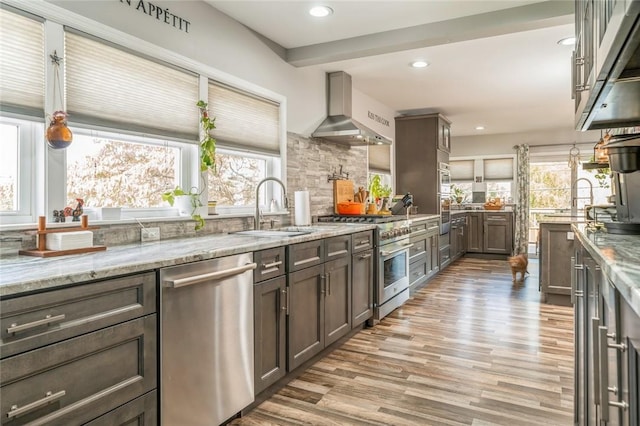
xmin=514 ymin=144 xmax=530 ymax=255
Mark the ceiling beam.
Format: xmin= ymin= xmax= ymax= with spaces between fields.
xmin=286 ymin=1 xmax=574 ymax=67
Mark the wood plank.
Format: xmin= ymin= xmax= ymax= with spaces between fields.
xmin=232 ymin=257 xmax=574 ymax=425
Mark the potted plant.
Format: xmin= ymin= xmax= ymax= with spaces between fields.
xmin=162 ymin=101 xmax=217 ymax=230
xmin=450 ymin=184 xmax=465 ymax=204
xmin=369 ymin=174 xmax=393 ymax=212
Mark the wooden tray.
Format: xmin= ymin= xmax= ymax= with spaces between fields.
xmin=19 ymin=215 xmax=107 ymax=258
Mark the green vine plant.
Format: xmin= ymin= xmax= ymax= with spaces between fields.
xmin=197 ymin=100 xmax=217 ymax=173
xmin=588 ymin=155 xmax=611 ymax=189
xmin=162 ymin=101 xmax=217 ymax=231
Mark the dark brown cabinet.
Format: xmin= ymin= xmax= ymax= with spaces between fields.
xmin=466 ymin=212 xmax=513 ymax=255
xmin=573 ymin=237 xmax=640 ymax=426
xmin=287 ymin=236 xmax=352 ymax=371
xmin=466 ymin=213 xmax=484 ymax=253
xmin=484 ymin=213 xmax=513 ymax=254
xmin=408 ymin=218 xmax=439 ymax=293
xmin=0 ymin=273 xmax=157 ymax=425
xmin=324 ymin=256 xmax=351 ymax=346
xmin=351 ymin=231 xmax=374 ymax=327
xmin=573 ymin=0 xmax=640 ymax=130
xmin=395 ymin=113 xmax=450 ymax=216
xmin=539 ymin=222 xmax=574 ymax=305
xmin=253 ymin=246 xmax=287 ymax=396
xmin=450 ymin=214 xmax=467 ymax=261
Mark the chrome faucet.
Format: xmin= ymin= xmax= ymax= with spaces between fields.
xmin=255 ymin=177 xmax=288 ymax=230
xmin=571 ymin=177 xmax=594 ymax=216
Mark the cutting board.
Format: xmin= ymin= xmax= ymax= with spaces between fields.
xmin=333 ymin=180 xmax=354 ymax=213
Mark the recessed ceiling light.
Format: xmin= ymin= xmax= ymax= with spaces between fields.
xmin=309 ymin=6 xmax=333 ymax=17
xmin=557 ymin=36 xmax=576 ymax=46
xmin=475 ymin=126 xmax=485 ymax=130
xmin=410 ymin=60 xmax=429 ymax=68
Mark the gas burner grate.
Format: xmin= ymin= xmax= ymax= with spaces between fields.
xmin=317 ymin=214 xmax=404 ymax=224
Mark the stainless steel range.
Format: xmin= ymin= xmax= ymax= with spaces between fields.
xmin=317 ymin=215 xmax=413 ymax=323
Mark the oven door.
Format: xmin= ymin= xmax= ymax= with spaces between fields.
xmin=378 ymin=239 xmax=412 ymax=304
xmin=439 ymin=163 xmax=451 ymax=196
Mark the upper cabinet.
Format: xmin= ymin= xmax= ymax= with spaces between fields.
xmin=573 ymin=0 xmax=640 ymax=130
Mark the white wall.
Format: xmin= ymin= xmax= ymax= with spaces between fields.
xmin=41 ymin=0 xmax=329 ymax=135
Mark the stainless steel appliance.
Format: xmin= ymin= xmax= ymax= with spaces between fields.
xmin=160 ymin=253 xmax=257 ymax=426
xmin=605 ymin=134 xmax=640 ymax=234
xmin=375 ymin=221 xmax=412 ymax=321
xmin=312 ymin=71 xmax=392 ymax=146
xmin=317 ymin=215 xmax=412 ymax=322
xmin=438 ymin=162 xmax=451 ymax=235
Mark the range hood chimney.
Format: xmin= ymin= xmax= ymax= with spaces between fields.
xmin=312 ymin=72 xmax=392 ymax=146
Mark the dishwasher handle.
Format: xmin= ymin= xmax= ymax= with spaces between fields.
xmin=164 ymin=262 xmax=257 ymax=288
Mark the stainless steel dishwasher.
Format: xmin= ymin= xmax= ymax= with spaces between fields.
xmin=160 ymin=253 xmax=257 ymax=426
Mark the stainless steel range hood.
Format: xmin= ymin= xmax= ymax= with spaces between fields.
xmin=312 ymin=72 xmax=392 ymax=146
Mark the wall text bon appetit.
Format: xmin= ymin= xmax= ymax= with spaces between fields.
xmin=120 ymin=0 xmax=191 ymax=33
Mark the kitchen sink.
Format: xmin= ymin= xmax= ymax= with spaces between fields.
xmin=233 ymin=225 xmax=338 ymax=238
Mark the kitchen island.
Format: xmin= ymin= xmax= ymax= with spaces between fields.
xmin=538 ymin=214 xmax=587 ymax=305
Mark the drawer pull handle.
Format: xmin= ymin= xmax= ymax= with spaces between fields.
xmin=358 ymin=253 xmax=372 ymax=260
xmin=411 ymin=229 xmax=428 ymax=236
xmin=328 ymin=249 xmax=349 ymax=257
xmin=262 ymin=260 xmax=282 ymax=269
xmin=356 ymin=239 xmax=370 ymax=246
xmin=7 ymin=390 xmax=66 ymax=419
xmin=8 ymin=314 xmax=66 ymax=334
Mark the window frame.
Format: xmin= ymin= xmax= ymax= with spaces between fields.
xmin=0 ymin=2 xmax=287 ymax=226
xmin=0 ymin=116 xmax=40 ymax=224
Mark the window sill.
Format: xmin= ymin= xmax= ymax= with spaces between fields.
xmin=0 ymin=210 xmax=291 ymax=232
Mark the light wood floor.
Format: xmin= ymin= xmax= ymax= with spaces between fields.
xmin=233 ymin=257 xmax=574 ymax=426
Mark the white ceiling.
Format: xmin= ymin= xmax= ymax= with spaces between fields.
xmin=205 ymin=1 xmax=576 ymax=137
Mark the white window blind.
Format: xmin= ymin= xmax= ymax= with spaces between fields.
xmin=208 ymin=80 xmax=280 ymax=155
xmin=0 ymin=7 xmax=45 ymax=118
xmin=483 ymin=157 xmax=514 ymax=181
xmin=450 ymin=160 xmax=474 ymax=181
xmin=64 ymin=29 xmax=199 ymax=141
xmin=369 ymin=144 xmax=391 ymax=173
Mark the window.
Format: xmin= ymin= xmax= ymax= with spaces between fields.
xmin=0 ymin=118 xmax=37 ymax=223
xmin=66 ymin=129 xmax=186 ymax=208
xmin=486 ymin=181 xmax=513 ymax=202
xmin=1 ymin=5 xmax=285 ymax=225
xmin=209 ymin=150 xmax=270 ymax=206
xmin=207 ymin=80 xmax=283 ymax=210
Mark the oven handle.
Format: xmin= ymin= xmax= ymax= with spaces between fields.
xmin=381 ymin=243 xmax=413 ymax=257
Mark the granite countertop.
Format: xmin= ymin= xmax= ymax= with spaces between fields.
xmin=539 ymin=215 xmax=587 ymax=224
xmin=407 ymin=214 xmax=440 ymax=222
xmin=573 ymin=225 xmax=640 ymax=318
xmin=0 ymin=224 xmax=376 ymax=298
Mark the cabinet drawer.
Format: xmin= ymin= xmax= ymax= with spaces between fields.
xmin=83 ymin=390 xmax=157 ymax=426
xmin=409 ymin=222 xmax=428 ymax=237
xmin=288 ymin=240 xmax=324 ymax=272
xmin=1 ymin=272 xmax=156 ymax=359
xmin=254 ymin=246 xmax=286 ymax=282
xmin=485 ymin=213 xmax=508 ymax=222
xmin=426 ymin=220 xmax=440 ymax=235
xmin=0 ymin=315 xmax=157 ymax=426
xmin=409 ymin=237 xmax=427 ymax=262
xmin=351 ymin=231 xmax=373 ymax=253
xmin=409 ymin=255 xmax=428 ymax=288
xmin=325 ymin=235 xmax=351 ymax=260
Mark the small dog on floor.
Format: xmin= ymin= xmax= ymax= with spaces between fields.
xmin=508 ymin=254 xmax=529 ymax=282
